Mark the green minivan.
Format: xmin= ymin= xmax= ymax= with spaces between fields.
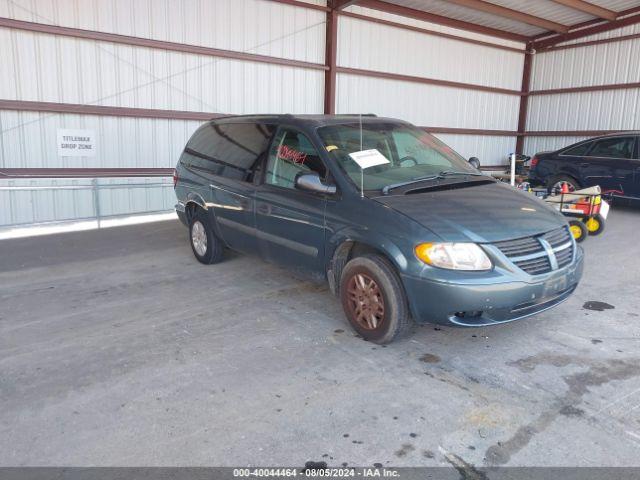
xmin=174 ymin=115 xmax=583 ymax=344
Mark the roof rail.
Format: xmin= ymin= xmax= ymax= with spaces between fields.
xmin=209 ymin=113 xmax=379 ymax=121
xmin=209 ymin=113 xmax=280 ymax=121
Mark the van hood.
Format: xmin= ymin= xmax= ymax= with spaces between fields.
xmin=374 ymin=181 xmax=565 ymax=243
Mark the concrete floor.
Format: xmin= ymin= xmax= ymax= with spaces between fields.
xmin=1 ymin=207 xmax=639 ymax=468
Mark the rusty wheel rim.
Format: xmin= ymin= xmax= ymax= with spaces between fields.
xmin=346 ymin=272 xmax=385 ymax=330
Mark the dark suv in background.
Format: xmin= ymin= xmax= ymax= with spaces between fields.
xmin=529 ymin=133 xmax=640 ymax=200
xmin=174 ymin=115 xmax=583 ymax=343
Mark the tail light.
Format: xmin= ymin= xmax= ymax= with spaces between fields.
xmin=530 ymin=156 xmax=539 ymax=168
xmin=172 ymin=169 xmax=178 ymax=187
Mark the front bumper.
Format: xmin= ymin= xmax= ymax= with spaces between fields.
xmin=401 ymin=246 xmax=584 ymax=326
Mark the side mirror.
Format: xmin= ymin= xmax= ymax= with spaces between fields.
xmin=295 ymin=172 xmax=337 ymax=195
xmin=468 ymin=157 xmax=480 ymax=169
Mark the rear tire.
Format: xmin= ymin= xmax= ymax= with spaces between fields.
xmin=339 ymin=254 xmax=412 ymax=344
xmin=189 ymin=210 xmax=224 ymax=264
xmin=568 ymin=220 xmax=588 ymax=243
xmin=548 ymin=175 xmax=580 ymax=194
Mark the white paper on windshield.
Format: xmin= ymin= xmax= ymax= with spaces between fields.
xmin=348 ymin=149 xmax=390 ymax=169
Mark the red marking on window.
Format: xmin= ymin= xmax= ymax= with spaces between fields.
xmin=277 ymin=145 xmax=307 ymax=165
xmin=418 ymin=132 xmax=439 ymax=147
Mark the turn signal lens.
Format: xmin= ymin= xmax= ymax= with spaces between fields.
xmin=172 ymin=169 xmax=178 ymax=188
xmin=415 ymin=242 xmax=492 ymax=271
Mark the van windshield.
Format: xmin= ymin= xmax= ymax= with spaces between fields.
xmin=317 ymin=123 xmax=478 ymax=192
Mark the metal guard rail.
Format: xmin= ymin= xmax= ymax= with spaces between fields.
xmin=0 ymin=169 xmax=175 ymax=229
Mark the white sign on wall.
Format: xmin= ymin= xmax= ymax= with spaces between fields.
xmin=57 ymin=129 xmax=97 ymax=157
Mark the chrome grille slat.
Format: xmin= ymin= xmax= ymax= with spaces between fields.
xmin=515 ymin=258 xmax=549 ymax=267
xmin=492 ymin=226 xmax=574 ymax=276
xmin=543 ymin=228 xmax=572 ymax=248
xmin=555 ymin=246 xmax=573 ymax=268
xmin=514 ymin=256 xmax=551 ymax=274
xmin=493 ymin=236 xmax=543 ymax=256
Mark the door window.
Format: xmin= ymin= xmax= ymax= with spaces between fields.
xmin=587 ymin=137 xmax=634 ymax=159
xmin=265 ymin=129 xmax=327 ymax=189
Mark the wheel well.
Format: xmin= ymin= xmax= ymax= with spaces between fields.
xmin=349 ymin=242 xmax=388 ymax=261
xmin=328 ymin=240 xmax=397 ymax=295
xmin=551 ymin=173 xmax=580 ymax=186
xmin=185 ymin=201 xmax=202 ymax=222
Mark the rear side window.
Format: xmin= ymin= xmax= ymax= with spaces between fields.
xmin=587 ymin=137 xmax=634 ymax=159
xmin=184 ymin=122 xmax=275 ymax=181
xmin=562 ymin=141 xmax=592 ymax=156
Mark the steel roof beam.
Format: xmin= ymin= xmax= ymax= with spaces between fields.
xmin=548 ymin=0 xmax=617 ymax=21
xmin=529 ymin=5 xmax=640 ymax=42
xmin=333 ymin=0 xmax=360 ymax=9
xmin=445 ymin=0 xmax=569 ymax=33
xmin=533 ymin=11 xmax=640 ymax=49
xmin=358 ymin=0 xmax=530 ymax=42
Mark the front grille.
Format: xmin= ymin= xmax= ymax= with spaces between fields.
xmin=514 ymin=256 xmax=552 ymax=275
xmin=493 ymin=236 xmax=544 ymax=256
xmin=492 ymin=226 xmax=574 ymax=275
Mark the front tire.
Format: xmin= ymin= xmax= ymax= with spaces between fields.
xmin=339 ymin=254 xmax=412 ymax=344
xmin=189 ymin=210 xmax=223 ymax=264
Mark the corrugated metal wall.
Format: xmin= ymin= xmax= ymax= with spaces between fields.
xmin=433 ymin=133 xmax=519 ymax=164
xmin=336 ymin=6 xmax=524 ymax=166
xmin=0 ymin=0 xmax=326 ymax=227
xmin=0 ymin=28 xmax=325 ymax=114
xmin=0 ymin=112 xmax=203 ymax=169
xmin=524 ymin=24 xmax=640 ymax=155
xmin=0 ymin=0 xmax=327 ymax=62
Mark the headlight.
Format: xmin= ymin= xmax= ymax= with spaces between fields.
xmin=415 ymin=242 xmax=492 ymax=271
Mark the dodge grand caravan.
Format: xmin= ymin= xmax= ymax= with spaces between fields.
xmin=174 ymin=115 xmax=583 ymax=344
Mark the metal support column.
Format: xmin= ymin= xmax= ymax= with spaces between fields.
xmin=324 ymin=4 xmax=338 ymax=114
xmin=515 ymin=43 xmax=533 ymax=154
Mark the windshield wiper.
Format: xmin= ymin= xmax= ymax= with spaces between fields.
xmin=381 ymin=174 xmax=443 ymax=195
xmin=439 ymin=170 xmax=485 ymax=177
xmin=381 ymin=171 xmax=487 ymax=195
